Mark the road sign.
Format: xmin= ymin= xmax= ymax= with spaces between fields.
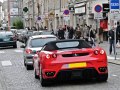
xmin=37 ymin=17 xmax=41 ymax=20
xmin=94 ymin=12 xmax=103 ymax=19
xmin=94 ymin=5 xmax=102 ymax=12
xmin=63 ymin=9 xmax=70 ymax=15
xmin=63 ymin=15 xmax=70 ymax=21
xmin=110 ymin=0 xmax=119 ymax=10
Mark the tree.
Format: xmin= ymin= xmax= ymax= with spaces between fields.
xmin=12 ymin=19 xmax=24 ymax=29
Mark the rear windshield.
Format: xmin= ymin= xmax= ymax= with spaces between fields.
xmin=41 ymin=31 xmax=52 ymax=35
xmin=0 ymin=32 xmax=13 ymax=38
xmin=44 ymin=40 xmax=92 ymax=51
xmin=30 ymin=37 xmax=56 ymax=47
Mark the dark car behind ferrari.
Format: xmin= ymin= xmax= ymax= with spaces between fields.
xmin=0 ymin=31 xmax=17 ymax=48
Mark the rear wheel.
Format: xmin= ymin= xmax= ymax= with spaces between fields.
xmin=40 ymin=68 xmax=50 ymax=86
xmin=13 ymin=44 xmax=17 ymax=48
xmin=26 ymin=65 xmax=33 ymax=70
xmin=24 ymin=59 xmax=26 ymax=66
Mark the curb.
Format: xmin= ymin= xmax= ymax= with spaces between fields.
xmin=108 ymin=59 xmax=120 ymax=65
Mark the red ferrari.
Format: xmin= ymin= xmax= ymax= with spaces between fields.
xmin=33 ymin=39 xmax=108 ymax=86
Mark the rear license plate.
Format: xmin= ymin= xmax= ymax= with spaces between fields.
xmin=69 ymin=62 xmax=87 ymax=68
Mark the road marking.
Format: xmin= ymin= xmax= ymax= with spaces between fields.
xmin=1 ymin=61 xmax=12 ymax=66
xmin=0 ymin=51 xmax=5 ymax=54
xmin=14 ymin=50 xmax=23 ymax=53
xmin=112 ymin=74 xmax=117 ymax=77
xmin=107 ymin=56 xmax=120 ymax=60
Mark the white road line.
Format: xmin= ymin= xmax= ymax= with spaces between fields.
xmin=107 ymin=56 xmax=120 ymax=60
xmin=0 ymin=51 xmax=5 ymax=54
xmin=112 ymin=74 xmax=117 ymax=77
xmin=1 ymin=61 xmax=12 ymax=66
xmin=14 ymin=50 xmax=23 ymax=53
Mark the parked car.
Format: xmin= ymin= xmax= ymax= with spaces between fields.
xmin=0 ymin=31 xmax=17 ymax=48
xmin=21 ymin=35 xmax=58 ymax=70
xmin=16 ymin=29 xmax=28 ymax=41
xmin=33 ymin=39 xmax=108 ymax=86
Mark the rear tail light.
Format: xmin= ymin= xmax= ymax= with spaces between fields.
xmin=94 ymin=50 xmax=105 ymax=55
xmin=13 ymin=36 xmax=16 ymax=41
xmin=52 ymin=54 xmax=57 ymax=58
xmin=46 ymin=54 xmax=51 ymax=59
xmin=46 ymin=54 xmax=57 ymax=59
xmin=94 ymin=50 xmax=99 ymax=55
xmin=33 ymin=54 xmax=38 ymax=60
xmin=100 ymin=50 xmax=105 ymax=55
xmin=25 ymin=49 xmax=32 ymax=54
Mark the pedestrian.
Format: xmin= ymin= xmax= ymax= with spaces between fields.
xmin=116 ymin=22 xmax=120 ymax=44
xmin=68 ymin=26 xmax=74 ymax=39
xmin=75 ymin=24 xmax=80 ymax=31
xmin=108 ymin=28 xmax=116 ymax=55
xmin=98 ymin=27 xmax=104 ymax=44
xmin=58 ymin=27 xmax=65 ymax=40
xmin=75 ymin=27 xmax=81 ymax=39
xmin=89 ymin=25 xmax=96 ymax=46
xmin=83 ymin=24 xmax=89 ymax=42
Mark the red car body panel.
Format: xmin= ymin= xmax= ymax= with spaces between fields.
xmin=38 ymin=47 xmax=108 ymax=79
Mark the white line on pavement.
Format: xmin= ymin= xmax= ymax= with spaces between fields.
xmin=14 ymin=50 xmax=23 ymax=53
xmin=1 ymin=61 xmax=12 ymax=66
xmin=112 ymin=74 xmax=117 ymax=77
xmin=107 ymin=56 xmax=120 ymax=60
xmin=0 ymin=51 xmax=5 ymax=54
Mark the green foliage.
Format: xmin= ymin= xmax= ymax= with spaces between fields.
xmin=12 ymin=19 xmax=24 ymax=29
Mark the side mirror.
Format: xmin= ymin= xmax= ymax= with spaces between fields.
xmin=20 ymin=45 xmax=25 ymax=48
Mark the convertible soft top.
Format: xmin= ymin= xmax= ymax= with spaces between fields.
xmin=44 ymin=39 xmax=92 ymax=51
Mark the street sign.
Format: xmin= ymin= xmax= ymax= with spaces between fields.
xmin=63 ymin=9 xmax=70 ymax=15
xmin=110 ymin=0 xmax=119 ymax=10
xmin=94 ymin=5 xmax=102 ymax=12
xmin=63 ymin=15 xmax=70 ymax=21
xmin=37 ymin=17 xmax=41 ymax=20
xmin=94 ymin=13 xmax=103 ymax=19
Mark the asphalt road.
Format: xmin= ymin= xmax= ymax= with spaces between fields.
xmin=0 ymin=42 xmax=120 ymax=90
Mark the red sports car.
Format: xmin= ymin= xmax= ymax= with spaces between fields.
xmin=33 ymin=39 xmax=108 ymax=86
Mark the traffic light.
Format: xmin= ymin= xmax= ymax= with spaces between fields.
xmin=103 ymin=3 xmax=109 ymax=19
xmin=23 ymin=7 xmax=28 ymax=13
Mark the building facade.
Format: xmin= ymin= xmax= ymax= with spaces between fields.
xmin=2 ymin=0 xmax=23 ymax=26
xmin=23 ymin=0 xmax=109 ymax=31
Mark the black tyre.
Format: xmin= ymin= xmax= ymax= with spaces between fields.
xmin=97 ymin=73 xmax=108 ymax=82
xmin=40 ymin=68 xmax=49 ymax=87
xmin=35 ymin=70 xmax=39 ymax=79
xmin=24 ymin=59 xmax=26 ymax=66
xmin=13 ymin=44 xmax=17 ymax=48
xmin=26 ymin=65 xmax=31 ymax=70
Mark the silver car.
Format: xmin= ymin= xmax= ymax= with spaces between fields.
xmin=21 ymin=35 xmax=57 ymax=70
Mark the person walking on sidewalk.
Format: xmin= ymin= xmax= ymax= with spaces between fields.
xmin=108 ymin=28 xmax=115 ymax=55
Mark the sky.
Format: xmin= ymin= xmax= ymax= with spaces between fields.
xmin=1 ymin=0 xmax=6 ymax=3
xmin=1 ymin=0 xmax=3 ymax=3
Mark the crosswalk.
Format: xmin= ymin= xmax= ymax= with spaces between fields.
xmin=0 ymin=50 xmax=23 ymax=53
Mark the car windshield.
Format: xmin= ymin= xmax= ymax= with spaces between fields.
xmin=30 ymin=37 xmax=56 ymax=47
xmin=0 ymin=32 xmax=13 ymax=38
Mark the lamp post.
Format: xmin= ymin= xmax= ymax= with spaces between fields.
xmin=32 ymin=0 xmax=35 ymax=27
xmin=7 ymin=0 xmax=10 ymax=31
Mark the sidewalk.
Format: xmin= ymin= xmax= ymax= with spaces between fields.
xmin=97 ymin=41 xmax=120 ymax=65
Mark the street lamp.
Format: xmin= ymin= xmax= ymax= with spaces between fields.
xmin=7 ymin=0 xmax=10 ymax=31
